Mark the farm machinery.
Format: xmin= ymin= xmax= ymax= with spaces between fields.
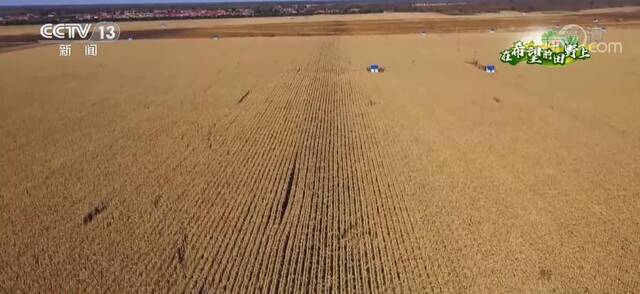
xmin=366 ymin=64 xmax=385 ymax=73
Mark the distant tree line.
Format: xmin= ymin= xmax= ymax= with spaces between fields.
xmin=1 ymin=0 xmax=639 ymax=25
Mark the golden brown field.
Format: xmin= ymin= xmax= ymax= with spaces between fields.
xmin=1 ymin=16 xmax=640 ymax=293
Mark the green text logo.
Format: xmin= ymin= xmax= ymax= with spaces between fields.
xmin=500 ymin=27 xmax=591 ymax=67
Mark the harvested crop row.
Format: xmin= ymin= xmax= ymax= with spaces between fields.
xmin=125 ymin=39 xmax=438 ymax=292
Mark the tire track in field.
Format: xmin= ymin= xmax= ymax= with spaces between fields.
xmin=135 ymin=68 xmax=308 ymax=290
